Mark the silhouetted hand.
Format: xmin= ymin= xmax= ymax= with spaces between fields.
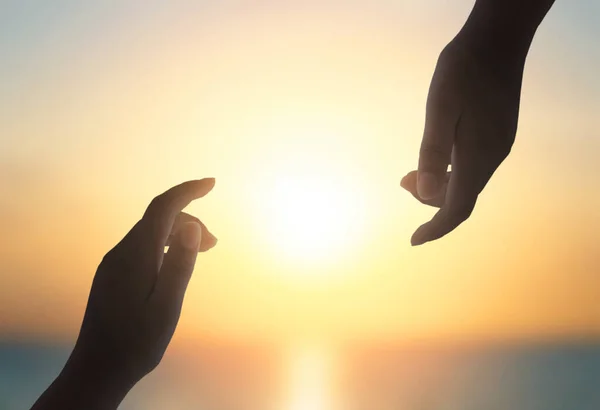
xmin=401 ymin=37 xmax=524 ymax=245
xmin=31 ymin=179 xmax=217 ymax=410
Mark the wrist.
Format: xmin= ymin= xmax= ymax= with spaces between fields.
xmin=57 ymin=343 xmax=138 ymax=409
xmin=454 ymin=3 xmax=541 ymax=71
xmin=446 ymin=24 xmax=531 ymax=86
xmin=455 ymin=27 xmax=532 ymax=70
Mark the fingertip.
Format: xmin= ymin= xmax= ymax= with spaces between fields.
xmin=411 ymin=223 xmax=433 ymax=246
xmin=206 ymin=232 xmax=217 ymax=243
xmin=199 ymin=232 xmax=218 ymax=252
xmin=400 ymin=171 xmax=417 ymax=191
xmin=410 ymin=231 xmax=426 ymax=247
xmin=197 ymin=221 xmax=217 ymax=252
xmin=400 ymin=176 xmax=409 ymax=190
xmin=195 ymin=177 xmax=216 ymax=197
xmin=180 ymin=221 xmax=202 ymax=251
xmin=417 ymin=172 xmax=440 ymax=200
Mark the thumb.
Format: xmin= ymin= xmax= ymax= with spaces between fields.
xmin=417 ymin=122 xmax=454 ymax=201
xmin=153 ymin=221 xmax=202 ymax=307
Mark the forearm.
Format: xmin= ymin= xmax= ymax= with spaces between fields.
xmin=456 ymin=0 xmax=556 ymax=65
xmin=30 ymin=343 xmax=136 ymax=410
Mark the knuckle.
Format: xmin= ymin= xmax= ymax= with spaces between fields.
xmin=420 ymin=144 xmax=451 ymax=169
xmin=491 ymin=134 xmax=514 ymax=156
xmin=438 ymin=42 xmax=461 ymax=64
xmin=421 ymin=144 xmax=449 ymax=158
xmin=147 ymin=353 xmax=163 ymax=372
xmin=498 ymin=138 xmax=514 ymax=159
xmin=146 ymin=196 xmax=164 ymax=217
xmin=137 ymin=346 xmax=165 ymax=375
xmin=459 ymin=206 xmax=474 ymax=220
xmin=100 ymin=245 xmax=138 ymax=274
xmin=145 ymin=335 xmax=169 ymax=371
xmin=100 ymin=248 xmax=119 ymax=266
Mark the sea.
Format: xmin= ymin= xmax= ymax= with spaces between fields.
xmin=1 ymin=341 xmax=599 ymax=410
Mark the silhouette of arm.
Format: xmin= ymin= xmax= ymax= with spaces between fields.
xmin=461 ymin=0 xmax=556 ymax=60
xmin=401 ymin=0 xmax=555 ymax=245
xmin=30 ymin=179 xmax=218 ymax=410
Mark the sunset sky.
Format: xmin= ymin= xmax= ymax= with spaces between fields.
xmin=1 ymin=0 xmax=599 ymax=347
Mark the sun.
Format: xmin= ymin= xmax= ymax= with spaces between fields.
xmin=262 ymin=172 xmax=367 ymax=265
xmin=236 ymin=123 xmax=375 ymax=271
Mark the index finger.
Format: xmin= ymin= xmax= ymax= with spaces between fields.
xmin=142 ymin=178 xmax=216 ymax=248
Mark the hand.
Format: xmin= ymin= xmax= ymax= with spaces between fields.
xmin=31 ymin=179 xmax=217 ymax=410
xmin=401 ymin=37 xmax=524 ymax=245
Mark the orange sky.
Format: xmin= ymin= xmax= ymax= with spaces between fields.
xmin=0 ymin=1 xmax=599 ymax=345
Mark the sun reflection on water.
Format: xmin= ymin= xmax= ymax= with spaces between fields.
xmin=286 ymin=346 xmax=335 ymax=410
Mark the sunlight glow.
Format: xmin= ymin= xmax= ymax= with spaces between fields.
xmin=286 ymin=347 xmax=333 ymax=410
xmin=263 ymin=172 xmax=367 ymax=266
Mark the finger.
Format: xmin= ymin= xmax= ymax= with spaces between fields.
xmin=166 ymin=212 xmax=218 ymax=252
xmin=411 ymin=151 xmax=479 ymax=246
xmin=401 ymin=170 xmax=450 ymax=208
xmin=151 ymin=221 xmax=202 ymax=312
xmin=417 ymin=69 xmax=460 ymax=200
xmin=143 ymin=178 xmax=215 ymax=251
xmin=173 ymin=211 xmax=200 ymax=227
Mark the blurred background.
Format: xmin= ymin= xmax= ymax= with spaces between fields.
xmin=1 ymin=1 xmax=599 ymax=409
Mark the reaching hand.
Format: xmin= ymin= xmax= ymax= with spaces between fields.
xmin=401 ymin=37 xmax=524 ymax=245
xmin=31 ymin=179 xmax=217 ymax=410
